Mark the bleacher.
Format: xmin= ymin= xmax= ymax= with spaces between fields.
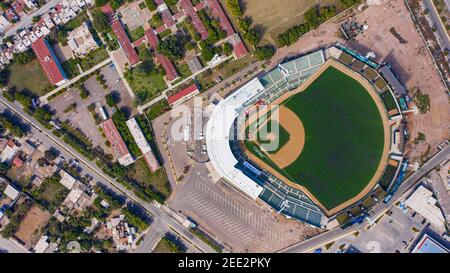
xmin=243 ymin=50 xmax=325 ymax=107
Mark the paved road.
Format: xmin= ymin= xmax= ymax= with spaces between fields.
xmin=280 ymin=145 xmax=450 ymax=253
xmin=0 ymin=95 xmax=216 ymax=253
xmin=0 ymin=0 xmax=63 ymax=42
xmin=0 ymin=235 xmax=29 ymax=253
xmin=424 ymin=0 xmax=450 ymax=55
xmin=39 ymin=57 xmax=113 ymax=104
xmin=134 ymin=218 xmax=166 ymax=253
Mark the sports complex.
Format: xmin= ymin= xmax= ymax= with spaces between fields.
xmin=205 ymin=44 xmax=408 ymax=228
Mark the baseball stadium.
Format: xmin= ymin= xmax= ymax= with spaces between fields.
xmin=205 ymin=44 xmax=408 ymax=228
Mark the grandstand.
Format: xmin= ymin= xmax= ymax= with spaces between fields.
xmin=244 ymin=50 xmax=325 ymax=107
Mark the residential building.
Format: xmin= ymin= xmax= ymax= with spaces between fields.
xmin=67 ymin=22 xmax=98 ymax=57
xmin=167 ymin=83 xmax=200 ymax=106
xmin=31 ymin=38 xmax=68 ymax=86
xmin=0 ymin=140 xmax=19 ymax=165
xmin=3 ymin=184 xmax=20 ymax=201
xmin=101 ymin=118 xmax=134 ymax=166
xmin=126 ymin=118 xmax=160 ymax=172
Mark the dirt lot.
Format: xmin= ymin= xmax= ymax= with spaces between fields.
xmin=15 ymin=206 xmax=50 ymax=248
xmin=118 ymin=0 xmax=151 ymax=31
xmin=241 ymin=0 xmax=340 ymax=44
xmin=269 ymin=0 xmax=449 ymax=164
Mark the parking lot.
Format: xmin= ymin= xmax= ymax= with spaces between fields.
xmin=168 ymin=163 xmax=321 ymax=252
xmin=48 ymin=64 xmax=136 ymax=154
xmin=321 ymin=206 xmax=427 ymax=253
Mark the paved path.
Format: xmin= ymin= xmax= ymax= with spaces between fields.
xmin=0 ymin=0 xmax=63 ymax=43
xmin=39 ymin=57 xmax=112 ymax=104
xmin=0 ymin=236 xmax=29 ymax=253
xmin=0 ymin=95 xmax=216 ymax=253
xmin=280 ymin=145 xmax=450 ymax=253
xmin=134 ymin=218 xmax=166 ymax=253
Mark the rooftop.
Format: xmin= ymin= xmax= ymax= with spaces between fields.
xmin=31 ymin=38 xmax=67 ymax=86
xmin=101 ymin=118 xmax=134 ymax=166
xmin=167 ymin=83 xmax=199 ymax=105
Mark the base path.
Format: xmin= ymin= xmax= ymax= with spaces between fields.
xmin=249 ymin=106 xmax=305 ymax=168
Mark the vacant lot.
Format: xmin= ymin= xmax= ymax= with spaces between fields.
xmin=128 ymin=158 xmax=171 ymax=199
xmin=6 ymin=60 xmax=51 ymax=96
xmin=124 ymin=69 xmax=167 ymax=105
xmin=241 ymin=0 xmax=339 ymax=43
xmin=15 ymin=206 xmax=50 ymax=248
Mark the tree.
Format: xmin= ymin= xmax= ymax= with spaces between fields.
xmin=340 ymin=0 xmax=362 ymax=8
xmin=238 ymin=17 xmax=250 ymax=33
xmin=254 ymin=45 xmax=275 ymax=61
xmin=44 ymin=148 xmax=58 ymax=161
xmin=145 ymin=0 xmax=157 ymax=11
xmin=105 ymin=93 xmax=117 ymax=107
xmin=165 ymin=0 xmax=178 ymax=6
xmin=0 ymin=162 xmax=9 ymax=175
xmin=0 ymin=70 xmax=7 ymax=88
xmin=0 ymin=2 xmax=9 ymax=11
xmin=95 ymin=0 xmax=109 ymax=6
xmin=32 ymin=15 xmax=41 ymax=23
xmin=157 ymin=35 xmax=185 ymax=61
xmin=13 ymin=49 xmax=35 ymax=64
xmin=92 ymin=9 xmax=110 ymax=33
xmin=243 ymin=29 xmax=260 ymax=46
xmin=223 ymin=42 xmax=233 ymax=55
xmin=226 ymin=0 xmax=243 ymax=17
xmin=200 ymin=42 xmax=215 ymax=62
xmin=135 ymin=60 xmax=154 ymax=76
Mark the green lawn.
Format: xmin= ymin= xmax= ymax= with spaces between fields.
xmin=377 ymin=163 xmax=398 ymax=190
xmin=124 ymin=69 xmax=167 ymax=104
xmin=146 ymin=99 xmax=170 ymax=120
xmin=128 ymin=157 xmax=171 ymax=199
xmin=176 ymin=62 xmax=193 ymax=79
xmin=379 ymin=90 xmax=398 ymax=112
xmin=6 ymin=60 xmax=52 ymax=96
xmin=78 ymin=48 xmax=109 ymax=71
xmin=246 ymin=66 xmax=385 ymax=209
xmin=152 ymin=236 xmax=185 ymax=253
xmin=125 ymin=26 xmax=145 ymax=42
xmin=29 ymin=175 xmax=69 ymax=212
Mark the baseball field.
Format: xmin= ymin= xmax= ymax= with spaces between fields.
xmin=243 ymin=60 xmax=389 ymax=214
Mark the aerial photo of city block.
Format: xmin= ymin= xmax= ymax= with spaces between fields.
xmin=0 ymin=0 xmax=448 ymax=258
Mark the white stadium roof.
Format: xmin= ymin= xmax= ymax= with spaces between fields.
xmin=206 ymin=78 xmax=265 ymax=199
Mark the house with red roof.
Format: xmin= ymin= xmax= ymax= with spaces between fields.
xmin=179 ymin=0 xmax=208 ymax=40
xmin=143 ymin=28 xmax=179 ymax=81
xmin=167 ymin=83 xmax=199 ymax=106
xmin=101 ymin=118 xmax=134 ymax=166
xmin=101 ymin=4 xmax=140 ymax=67
xmin=31 ymin=38 xmax=68 ymax=86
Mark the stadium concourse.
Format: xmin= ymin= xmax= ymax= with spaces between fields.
xmin=205 ymin=50 xmax=327 ymax=228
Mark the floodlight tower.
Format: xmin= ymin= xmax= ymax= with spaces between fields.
xmin=278 ymin=200 xmax=290 ymax=214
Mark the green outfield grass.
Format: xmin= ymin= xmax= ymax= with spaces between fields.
xmin=246 ymin=66 xmax=385 ymax=209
